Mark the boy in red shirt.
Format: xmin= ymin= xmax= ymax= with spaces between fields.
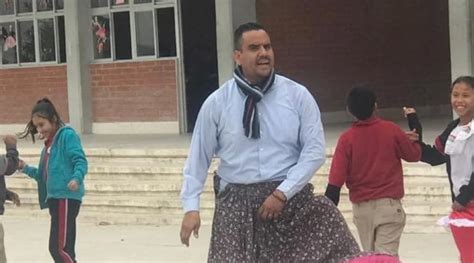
xmin=325 ymin=86 xmax=421 ymax=256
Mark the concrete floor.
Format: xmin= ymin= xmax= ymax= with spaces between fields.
xmin=2 ymin=216 xmax=460 ymax=263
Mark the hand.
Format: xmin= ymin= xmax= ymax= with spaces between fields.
xmin=452 ymin=201 xmax=465 ymax=211
xmin=3 ymin=135 xmax=16 ymax=148
xmin=258 ymin=190 xmax=286 ymax=221
xmin=180 ymin=211 xmax=201 ymax=247
xmin=405 ymin=130 xmax=419 ymax=141
xmin=68 ymin=179 xmax=79 ymax=191
xmin=7 ymin=190 xmax=20 ymax=207
xmin=18 ymin=160 xmax=26 ymax=170
xmin=403 ymin=107 xmax=416 ymax=117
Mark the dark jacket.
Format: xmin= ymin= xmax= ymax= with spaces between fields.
xmin=408 ymin=115 xmax=474 ymax=206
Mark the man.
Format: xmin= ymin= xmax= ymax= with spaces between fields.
xmin=180 ymin=22 xmax=359 ymax=262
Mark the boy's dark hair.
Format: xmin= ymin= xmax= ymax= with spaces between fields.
xmin=346 ymin=85 xmax=377 ymax=120
xmin=19 ymin=98 xmax=65 ymax=142
xmin=452 ymin=76 xmax=474 ymax=89
xmin=234 ymin=22 xmax=266 ymax=50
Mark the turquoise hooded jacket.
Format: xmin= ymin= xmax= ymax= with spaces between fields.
xmin=22 ymin=126 xmax=88 ymax=209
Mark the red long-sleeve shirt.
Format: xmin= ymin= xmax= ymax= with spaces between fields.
xmin=328 ymin=117 xmax=421 ymax=203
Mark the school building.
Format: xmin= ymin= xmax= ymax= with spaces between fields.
xmin=0 ymin=0 xmax=470 ymax=135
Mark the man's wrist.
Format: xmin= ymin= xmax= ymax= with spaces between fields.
xmin=272 ymin=190 xmax=287 ymax=203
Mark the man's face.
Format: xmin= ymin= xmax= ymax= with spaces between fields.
xmin=234 ymin=29 xmax=274 ymax=84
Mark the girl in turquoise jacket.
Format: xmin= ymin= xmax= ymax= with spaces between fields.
xmin=19 ymin=98 xmax=87 ymax=263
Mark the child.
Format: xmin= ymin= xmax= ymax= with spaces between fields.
xmin=325 ymin=85 xmax=421 ymax=256
xmin=0 ymin=135 xmax=19 ymax=263
xmin=404 ymin=76 xmax=474 ymax=263
xmin=18 ymin=98 xmax=87 ymax=263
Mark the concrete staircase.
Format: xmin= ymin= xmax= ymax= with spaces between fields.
xmin=4 ymin=147 xmax=451 ymax=233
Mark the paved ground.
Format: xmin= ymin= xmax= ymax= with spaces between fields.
xmin=2 ymin=216 xmax=459 ymax=263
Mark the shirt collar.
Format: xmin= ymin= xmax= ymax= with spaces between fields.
xmin=353 ymin=116 xmax=380 ymax=126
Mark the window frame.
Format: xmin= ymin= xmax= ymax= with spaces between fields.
xmin=0 ymin=0 xmax=65 ymax=67
xmin=90 ymin=0 xmax=178 ymax=63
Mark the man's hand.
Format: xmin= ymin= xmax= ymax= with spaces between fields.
xmin=180 ymin=211 xmax=201 ymax=247
xmin=258 ymin=190 xmax=286 ymax=221
xmin=452 ymin=201 xmax=465 ymax=211
xmin=3 ymin=135 xmax=16 ymax=148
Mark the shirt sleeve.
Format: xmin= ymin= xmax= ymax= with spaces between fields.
xmin=328 ymin=136 xmax=350 ymax=187
xmin=277 ymin=88 xmax=326 ymax=200
xmin=181 ymin=95 xmax=219 ymax=213
xmin=395 ymin=126 xmax=421 ymax=162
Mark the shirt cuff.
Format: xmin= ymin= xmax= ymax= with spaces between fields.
xmin=277 ymin=182 xmax=298 ymax=201
xmin=182 ymin=198 xmax=200 ymax=213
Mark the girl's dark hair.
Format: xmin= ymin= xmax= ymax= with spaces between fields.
xmin=18 ymin=98 xmax=65 ymax=142
xmin=452 ymin=76 xmax=474 ymax=89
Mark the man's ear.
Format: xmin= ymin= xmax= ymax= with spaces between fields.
xmin=233 ymin=49 xmax=241 ymax=66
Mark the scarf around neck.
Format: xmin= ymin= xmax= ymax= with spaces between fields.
xmin=233 ymin=66 xmax=275 ymax=139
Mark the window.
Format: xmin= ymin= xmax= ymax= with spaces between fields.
xmin=91 ymin=0 xmax=178 ymax=61
xmin=0 ymin=0 xmax=65 ymax=66
xmin=135 ymin=11 xmax=154 ymax=56
xmin=17 ymin=0 xmax=33 ymax=13
xmin=36 ymin=0 xmax=52 ymax=12
xmin=0 ymin=0 xmax=14 ymax=15
xmin=0 ymin=22 xmax=17 ymax=64
xmin=91 ymin=0 xmax=107 ymax=8
xmin=113 ymin=12 xmax=131 ymax=59
xmin=112 ymin=0 xmax=128 ymax=6
xmin=92 ymin=14 xmax=111 ymax=59
xmin=18 ymin=20 xmax=35 ymax=63
xmin=156 ymin=7 xmax=175 ymax=57
xmin=38 ymin=18 xmax=55 ymax=61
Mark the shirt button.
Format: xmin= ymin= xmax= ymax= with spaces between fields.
xmin=260 ymin=148 xmax=264 ymax=151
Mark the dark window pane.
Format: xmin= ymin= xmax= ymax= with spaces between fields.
xmin=38 ymin=18 xmax=55 ymax=61
xmin=17 ymin=0 xmax=32 ymax=13
xmin=0 ymin=0 xmax=14 ymax=15
xmin=18 ymin=20 xmax=35 ymax=62
xmin=0 ymin=22 xmax=17 ymax=64
xmin=134 ymin=0 xmax=151 ymax=3
xmin=92 ymin=15 xmax=111 ymax=59
xmin=55 ymin=0 xmax=63 ymax=10
xmin=58 ymin=16 xmax=66 ymax=62
xmin=37 ymin=0 xmax=52 ymax=11
xmin=135 ymin=11 xmax=154 ymax=56
xmin=113 ymin=11 xmax=131 ymax=60
xmin=91 ymin=0 xmax=107 ymax=8
xmin=156 ymin=7 xmax=176 ymax=57
xmin=112 ymin=0 xmax=128 ymax=6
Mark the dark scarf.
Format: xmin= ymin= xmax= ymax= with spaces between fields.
xmin=233 ymin=66 xmax=275 ymax=139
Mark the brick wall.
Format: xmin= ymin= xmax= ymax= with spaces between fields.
xmin=257 ymin=0 xmax=451 ymax=112
xmin=0 ymin=66 xmax=69 ymax=124
xmin=90 ymin=60 xmax=178 ymax=122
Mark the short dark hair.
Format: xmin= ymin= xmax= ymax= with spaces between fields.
xmin=234 ymin=22 xmax=266 ymax=50
xmin=452 ymin=76 xmax=474 ymax=89
xmin=346 ymin=85 xmax=376 ymax=120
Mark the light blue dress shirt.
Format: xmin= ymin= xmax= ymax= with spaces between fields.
xmin=181 ymin=74 xmax=326 ymax=212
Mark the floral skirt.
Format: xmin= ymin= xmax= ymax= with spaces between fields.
xmin=208 ymin=180 xmax=360 ymax=262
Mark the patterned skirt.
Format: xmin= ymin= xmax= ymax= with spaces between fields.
xmin=208 ymin=179 xmax=360 ymax=262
